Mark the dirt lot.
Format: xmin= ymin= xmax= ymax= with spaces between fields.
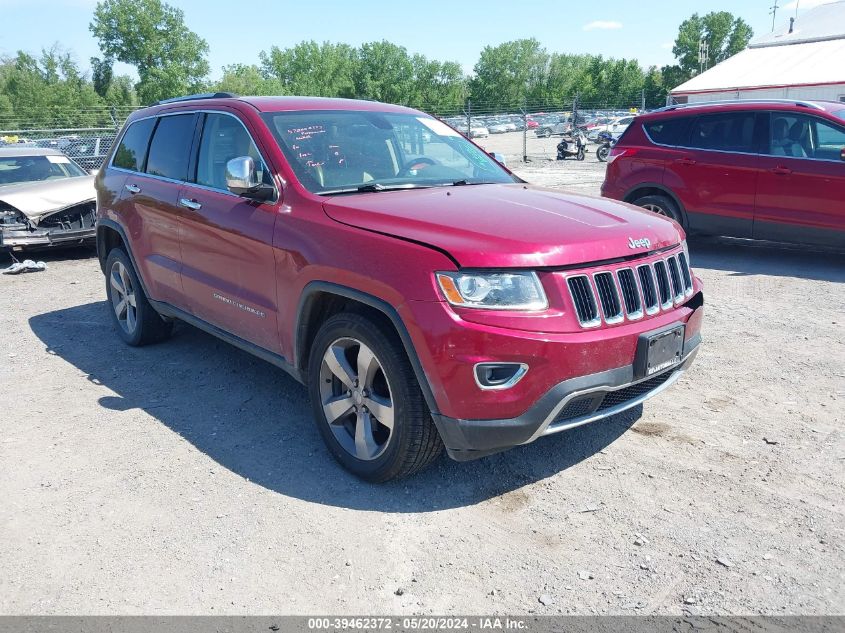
xmin=1 ymin=148 xmax=843 ymax=615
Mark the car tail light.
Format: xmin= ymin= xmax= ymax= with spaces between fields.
xmin=607 ymin=148 xmax=636 ymax=164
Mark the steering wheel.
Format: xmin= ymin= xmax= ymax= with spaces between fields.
xmin=397 ymin=157 xmax=438 ymax=177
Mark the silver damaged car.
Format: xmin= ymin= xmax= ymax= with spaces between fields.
xmin=0 ymin=147 xmax=97 ymax=251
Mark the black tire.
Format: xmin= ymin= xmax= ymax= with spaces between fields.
xmin=631 ymin=194 xmax=685 ymax=227
xmin=540 ymin=128 xmax=551 ymax=138
xmin=597 ymin=146 xmax=610 ymax=162
xmin=104 ymin=247 xmax=173 ymax=346
xmin=307 ymin=312 xmax=443 ymax=482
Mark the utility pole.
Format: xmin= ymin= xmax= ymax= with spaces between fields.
xmin=465 ymin=99 xmax=471 ymax=137
xmin=641 ymin=89 xmax=646 ymax=112
xmin=698 ymin=38 xmax=709 ymax=74
xmin=770 ymin=0 xmax=779 ymax=31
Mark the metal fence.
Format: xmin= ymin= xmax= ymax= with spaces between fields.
xmin=0 ymin=106 xmax=141 ymax=172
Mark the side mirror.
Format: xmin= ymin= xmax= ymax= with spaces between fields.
xmin=841 ymin=148 xmax=845 ymax=162
xmin=225 ymin=156 xmax=275 ymax=202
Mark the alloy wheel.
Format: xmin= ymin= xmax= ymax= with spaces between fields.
xmin=109 ymin=260 xmax=137 ymax=335
xmin=642 ymin=203 xmax=669 ymax=217
xmin=319 ymin=337 xmax=394 ymax=461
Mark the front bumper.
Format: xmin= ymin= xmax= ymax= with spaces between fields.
xmin=435 ymin=334 xmax=700 ymax=461
xmin=0 ymin=226 xmax=95 ymax=251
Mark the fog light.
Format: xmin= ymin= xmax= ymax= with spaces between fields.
xmin=474 ymin=362 xmax=528 ymax=390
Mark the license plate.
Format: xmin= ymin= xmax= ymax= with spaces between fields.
xmin=635 ymin=325 xmax=685 ymax=378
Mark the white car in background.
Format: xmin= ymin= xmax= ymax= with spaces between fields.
xmin=588 ymin=115 xmax=636 ymax=140
xmin=469 ymin=125 xmax=489 ymax=139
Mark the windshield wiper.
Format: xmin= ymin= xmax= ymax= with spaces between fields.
xmin=320 ymin=183 xmax=432 ymax=196
xmin=449 ymin=180 xmax=497 ymax=186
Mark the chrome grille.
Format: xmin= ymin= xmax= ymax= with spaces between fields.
xmin=678 ymin=252 xmax=693 ymax=295
xmin=593 ymin=272 xmax=623 ymax=324
xmin=653 ymin=260 xmax=672 ymax=307
xmin=567 ymin=249 xmax=695 ymax=328
xmin=637 ymin=265 xmax=659 ymax=314
xmin=666 ymin=256 xmax=685 ymax=303
xmin=617 ymin=268 xmax=642 ymax=319
xmin=567 ymin=275 xmax=600 ymax=327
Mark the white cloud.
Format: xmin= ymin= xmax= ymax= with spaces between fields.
xmin=660 ymin=41 xmax=673 ymax=50
xmin=583 ymin=20 xmax=623 ymax=31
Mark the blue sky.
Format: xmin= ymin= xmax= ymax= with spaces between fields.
xmin=0 ymin=0 xmax=830 ymax=79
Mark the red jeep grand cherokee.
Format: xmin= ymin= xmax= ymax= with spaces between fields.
xmin=601 ymin=100 xmax=845 ymax=249
xmin=94 ymin=94 xmax=703 ymax=481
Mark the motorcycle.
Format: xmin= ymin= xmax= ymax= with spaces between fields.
xmin=556 ymin=129 xmax=586 ymax=161
xmin=595 ymin=131 xmax=615 ymax=162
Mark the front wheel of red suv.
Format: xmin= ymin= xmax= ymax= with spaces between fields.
xmin=307 ymin=313 xmax=443 ymax=482
xmin=632 ymin=194 xmax=685 ymax=227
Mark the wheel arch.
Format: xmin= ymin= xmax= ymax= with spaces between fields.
xmin=295 ymin=282 xmax=440 ymax=416
xmin=623 ymin=183 xmax=688 ymax=229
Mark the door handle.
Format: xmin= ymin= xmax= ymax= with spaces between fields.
xmin=771 ymin=166 xmax=792 ymax=175
xmin=675 ymin=157 xmax=696 ymax=166
xmin=179 ymin=198 xmax=202 ymax=210
xmin=124 ymin=183 xmax=140 ymax=194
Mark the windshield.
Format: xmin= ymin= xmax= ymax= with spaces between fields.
xmin=834 ymin=109 xmax=845 ymax=122
xmin=0 ymin=154 xmax=87 ymax=186
xmin=263 ymin=110 xmax=518 ymax=194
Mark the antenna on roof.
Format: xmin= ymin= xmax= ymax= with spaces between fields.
xmin=770 ymin=0 xmax=779 ymax=32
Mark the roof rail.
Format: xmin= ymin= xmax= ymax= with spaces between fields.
xmin=154 ymin=92 xmax=239 ymax=106
xmin=657 ymin=99 xmax=824 ymax=112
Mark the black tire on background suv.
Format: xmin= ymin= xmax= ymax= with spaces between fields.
xmin=632 ymin=194 xmax=685 ymax=227
xmin=104 ymin=247 xmax=173 ymax=346
xmin=307 ymin=312 xmax=443 ymax=482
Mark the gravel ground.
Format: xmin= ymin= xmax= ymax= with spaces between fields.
xmin=1 ymin=146 xmax=843 ymax=615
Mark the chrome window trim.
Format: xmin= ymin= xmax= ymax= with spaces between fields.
xmin=616 ymin=267 xmax=644 ymax=320
xmin=473 ymin=362 xmax=529 ymax=391
xmin=108 ymin=109 xmax=279 ymax=200
xmin=591 ymin=271 xmax=624 ymax=325
xmin=565 ymin=274 xmax=601 ymax=329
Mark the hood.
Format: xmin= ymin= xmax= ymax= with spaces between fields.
xmin=322 ymin=184 xmax=683 ymax=268
xmin=0 ymin=176 xmax=96 ymax=220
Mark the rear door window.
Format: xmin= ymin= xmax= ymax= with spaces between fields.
xmin=644 ymin=117 xmax=692 ymax=146
xmin=688 ymin=112 xmax=756 ymax=153
xmin=112 ymin=118 xmax=156 ymax=172
xmin=145 ymin=114 xmax=197 ymax=181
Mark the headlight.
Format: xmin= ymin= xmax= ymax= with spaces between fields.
xmin=436 ymin=271 xmax=548 ymax=310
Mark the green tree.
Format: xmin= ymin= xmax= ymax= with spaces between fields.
xmin=260 ymin=41 xmax=356 ymax=97
xmin=470 ymin=38 xmax=549 ymax=108
xmin=90 ymin=0 xmax=210 ymax=103
xmin=352 ymin=41 xmax=414 ymax=104
xmin=672 ymin=12 xmax=753 ymax=82
xmin=408 ymin=55 xmax=465 ymax=113
xmin=90 ymin=56 xmax=113 ymax=98
xmin=215 ymin=64 xmax=283 ymax=95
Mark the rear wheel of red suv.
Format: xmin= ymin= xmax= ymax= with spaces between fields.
xmin=632 ymin=194 xmax=684 ymax=226
xmin=307 ymin=313 xmax=443 ymax=482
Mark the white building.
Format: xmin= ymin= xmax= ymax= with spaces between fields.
xmin=670 ymin=1 xmax=845 ymax=104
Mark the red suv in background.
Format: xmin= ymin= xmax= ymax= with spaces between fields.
xmin=601 ymin=100 xmax=845 ymax=248
xmin=95 ymin=94 xmax=703 ymax=481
